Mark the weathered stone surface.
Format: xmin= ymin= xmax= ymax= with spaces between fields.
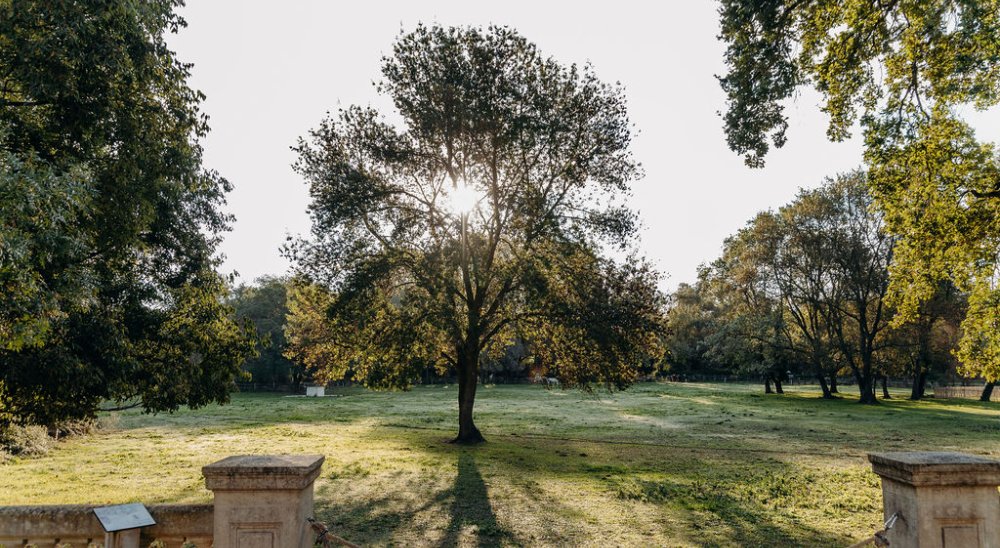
xmin=870 ymin=451 xmax=1000 ymax=487
xmin=202 ymin=454 xmax=324 ymax=491
xmin=0 ymin=503 xmax=213 ymax=547
xmin=868 ymin=452 xmax=1000 ymax=548
xmin=204 ymin=454 xmax=323 ymax=548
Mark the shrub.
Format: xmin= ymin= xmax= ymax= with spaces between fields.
xmin=0 ymin=424 xmax=52 ymax=457
xmin=50 ymin=417 xmax=98 ymax=438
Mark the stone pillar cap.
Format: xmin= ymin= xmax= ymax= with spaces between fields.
xmin=869 ymin=451 xmax=1000 ymax=487
xmin=203 ymin=454 xmax=324 ymax=491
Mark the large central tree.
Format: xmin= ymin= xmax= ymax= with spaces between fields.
xmin=289 ymin=25 xmax=664 ymax=443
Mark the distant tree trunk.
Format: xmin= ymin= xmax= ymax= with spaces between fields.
xmin=881 ymin=375 xmax=891 ymax=399
xmin=857 ymin=377 xmax=877 ymax=404
xmin=910 ymin=370 xmax=927 ymax=400
xmin=855 ymin=366 xmax=877 ymax=404
xmin=454 ymin=344 xmax=485 ymax=444
xmin=828 ymin=375 xmax=839 ymax=394
xmin=774 ymin=377 xmax=784 ymax=394
xmin=981 ymin=382 xmax=996 ymax=402
xmin=817 ymin=373 xmax=833 ymax=399
xmin=910 ymin=329 xmax=931 ymax=400
xmin=764 ymin=377 xmax=773 ymax=394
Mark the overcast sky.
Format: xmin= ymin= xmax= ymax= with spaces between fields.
xmin=167 ymin=1 xmax=999 ymax=292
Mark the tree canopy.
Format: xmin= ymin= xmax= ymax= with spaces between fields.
xmin=287 ymin=24 xmax=665 ymax=443
xmin=717 ymin=0 xmax=1000 ymax=381
xmin=230 ymin=277 xmax=301 ymax=387
xmin=668 ymin=172 xmax=966 ymax=401
xmin=0 ymin=0 xmax=255 ymax=426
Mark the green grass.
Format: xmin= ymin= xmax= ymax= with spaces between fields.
xmin=5 ymin=382 xmax=999 ymax=547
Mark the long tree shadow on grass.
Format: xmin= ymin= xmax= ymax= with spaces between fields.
xmin=439 ymin=452 xmax=516 ymax=547
xmin=610 ymin=471 xmax=853 ymax=547
xmin=313 ymin=450 xmax=517 ymax=547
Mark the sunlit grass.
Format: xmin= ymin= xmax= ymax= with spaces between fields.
xmin=5 ymin=382 xmax=999 ymax=546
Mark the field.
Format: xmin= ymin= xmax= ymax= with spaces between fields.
xmin=5 ymin=382 xmax=1000 ymax=547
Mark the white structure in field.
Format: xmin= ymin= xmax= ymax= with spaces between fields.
xmin=305 ymin=386 xmax=325 ymax=397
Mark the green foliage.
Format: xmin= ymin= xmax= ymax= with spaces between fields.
xmin=230 ymin=276 xmax=299 ymax=385
xmin=0 ymin=142 xmax=93 ymax=351
xmin=663 ymin=282 xmax=727 ymax=375
xmin=288 ymin=24 xmax=665 ymax=440
xmin=717 ymin=0 xmax=1000 ymax=382
xmin=693 ymin=253 xmax=796 ymax=383
xmin=878 ymin=281 xmax=964 ymax=396
xmin=686 ymin=173 xmax=928 ymax=401
xmin=868 ymin=110 xmax=1000 ymax=381
xmin=283 ymin=280 xmax=362 ymax=384
xmin=0 ymin=0 xmax=256 ymax=426
xmin=718 ymin=0 xmax=1000 ymax=167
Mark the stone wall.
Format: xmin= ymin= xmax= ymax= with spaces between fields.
xmin=0 ymin=504 xmax=212 ymax=547
xmin=0 ymin=454 xmax=324 ymax=548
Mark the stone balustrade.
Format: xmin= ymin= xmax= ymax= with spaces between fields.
xmin=8 ymin=450 xmax=995 ymax=547
xmin=0 ymin=504 xmax=213 ymax=547
xmin=0 ymin=454 xmax=324 ymax=548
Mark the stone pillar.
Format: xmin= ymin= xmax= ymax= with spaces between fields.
xmin=869 ymin=452 xmax=1000 ymax=548
xmin=203 ymin=454 xmax=324 ymax=548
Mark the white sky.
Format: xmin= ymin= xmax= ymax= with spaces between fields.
xmin=168 ymin=1 xmax=999 ymax=292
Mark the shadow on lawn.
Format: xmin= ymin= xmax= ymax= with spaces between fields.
xmin=611 ymin=472 xmax=850 ymax=547
xmin=440 ymin=452 xmax=515 ymax=547
xmin=314 ymin=450 xmax=518 ymax=547
xmin=314 ymin=423 xmax=858 ymax=547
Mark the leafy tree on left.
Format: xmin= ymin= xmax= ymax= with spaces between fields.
xmin=0 ymin=0 xmax=256 ymax=427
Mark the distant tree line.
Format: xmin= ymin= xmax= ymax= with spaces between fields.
xmin=664 ymin=172 xmax=973 ymax=403
xmin=231 ymin=276 xmax=662 ymax=389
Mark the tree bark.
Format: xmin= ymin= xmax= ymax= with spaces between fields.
xmin=764 ymin=377 xmax=773 ymax=394
xmin=858 ymin=375 xmax=877 ymax=404
xmin=910 ymin=328 xmax=931 ymax=400
xmin=818 ymin=374 xmax=833 ymax=399
xmin=880 ymin=375 xmax=891 ymax=399
xmin=828 ymin=374 xmax=839 ymax=394
xmin=981 ymin=382 xmax=996 ymax=402
xmin=453 ymin=346 xmax=485 ymax=444
xmin=774 ymin=377 xmax=784 ymax=394
xmin=910 ymin=370 xmax=927 ymax=400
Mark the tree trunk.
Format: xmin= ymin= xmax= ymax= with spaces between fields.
xmin=774 ymin=378 xmax=784 ymax=394
xmin=910 ymin=324 xmax=931 ymax=400
xmin=910 ymin=370 xmax=927 ymax=400
xmin=858 ymin=375 xmax=877 ymax=404
xmin=880 ymin=375 xmax=891 ymax=399
xmin=817 ymin=374 xmax=833 ymax=399
xmin=981 ymin=382 xmax=996 ymax=402
xmin=828 ymin=375 xmax=839 ymax=394
xmin=764 ymin=377 xmax=773 ymax=394
xmin=453 ymin=347 xmax=485 ymax=444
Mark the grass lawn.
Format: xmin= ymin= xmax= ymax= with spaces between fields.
xmin=4 ymin=382 xmax=999 ymax=547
